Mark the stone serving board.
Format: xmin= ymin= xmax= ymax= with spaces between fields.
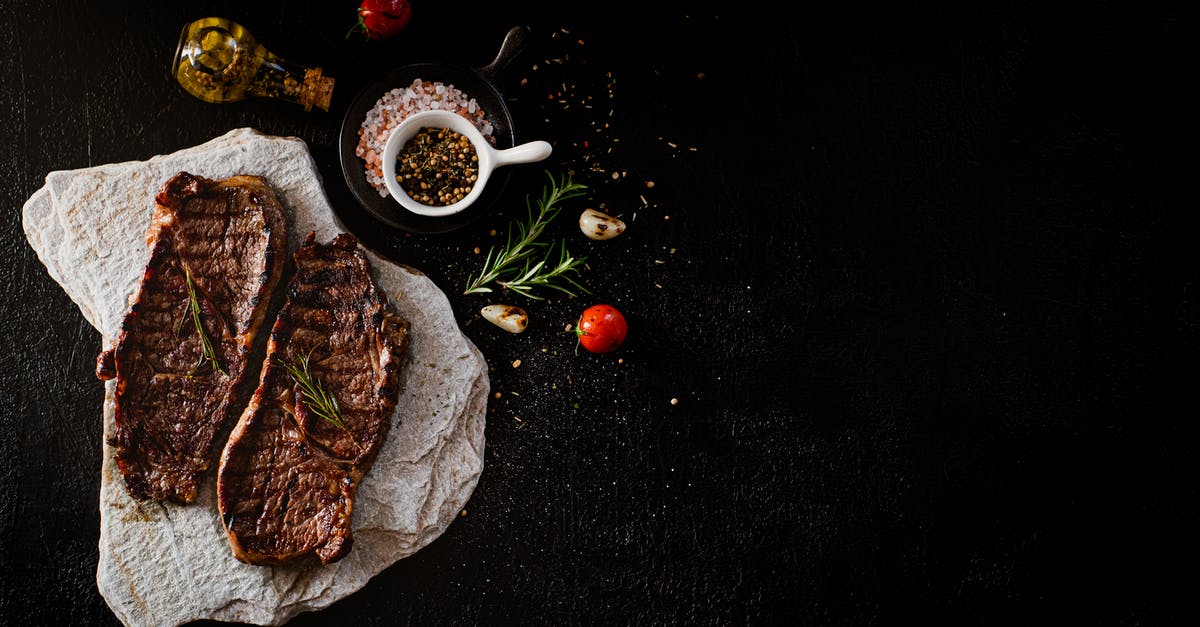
xmin=21 ymin=128 xmax=488 ymax=626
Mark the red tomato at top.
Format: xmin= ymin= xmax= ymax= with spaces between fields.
xmin=354 ymin=0 xmax=412 ymax=41
xmin=576 ymin=304 xmax=628 ymax=353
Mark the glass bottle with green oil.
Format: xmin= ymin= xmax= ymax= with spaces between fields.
xmin=171 ymin=17 xmax=334 ymax=111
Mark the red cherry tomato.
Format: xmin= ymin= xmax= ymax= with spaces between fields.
xmin=575 ymin=304 xmax=628 ymax=353
xmin=352 ymin=0 xmax=412 ymax=41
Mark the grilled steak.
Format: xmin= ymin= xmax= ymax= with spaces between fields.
xmin=217 ymin=233 xmax=410 ymax=565
xmin=95 ymin=172 xmax=287 ymax=504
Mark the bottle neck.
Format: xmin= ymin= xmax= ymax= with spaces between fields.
xmin=246 ymin=52 xmax=334 ymax=112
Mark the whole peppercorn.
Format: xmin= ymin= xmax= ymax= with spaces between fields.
xmin=395 ymin=127 xmax=480 ymax=206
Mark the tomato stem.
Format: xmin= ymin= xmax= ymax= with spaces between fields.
xmin=346 ymin=14 xmax=367 ymax=40
xmin=573 ymin=324 xmax=586 ymax=355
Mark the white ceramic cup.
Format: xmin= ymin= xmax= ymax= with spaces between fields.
xmin=382 ymin=110 xmax=553 ymax=218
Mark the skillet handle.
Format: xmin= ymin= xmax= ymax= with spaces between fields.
xmin=477 ymin=25 xmax=531 ymax=83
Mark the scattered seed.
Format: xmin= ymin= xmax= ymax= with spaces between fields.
xmin=512 ymin=359 xmax=522 ymax=368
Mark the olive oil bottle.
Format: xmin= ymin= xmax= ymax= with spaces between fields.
xmin=171 ymin=17 xmax=334 ymax=111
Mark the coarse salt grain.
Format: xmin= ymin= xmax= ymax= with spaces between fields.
xmin=356 ymin=78 xmax=497 ymax=197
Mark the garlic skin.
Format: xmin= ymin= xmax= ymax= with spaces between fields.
xmin=481 ymin=304 xmax=529 ymax=334
xmin=579 ymin=208 xmax=626 ymax=240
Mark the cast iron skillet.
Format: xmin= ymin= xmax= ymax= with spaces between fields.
xmin=338 ymin=25 xmax=530 ymax=235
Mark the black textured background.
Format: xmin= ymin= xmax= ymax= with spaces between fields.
xmin=2 ymin=1 xmax=1198 ymax=625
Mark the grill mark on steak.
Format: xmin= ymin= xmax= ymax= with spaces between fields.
xmin=95 ymin=172 xmax=287 ymax=504
xmin=217 ymin=233 xmax=410 ymax=565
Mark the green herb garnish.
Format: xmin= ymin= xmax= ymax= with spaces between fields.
xmin=463 ymin=170 xmax=590 ymax=299
xmin=283 ymin=349 xmax=346 ymax=431
xmin=184 ymin=267 xmax=227 ymax=376
xmin=497 ymin=239 xmax=589 ymax=300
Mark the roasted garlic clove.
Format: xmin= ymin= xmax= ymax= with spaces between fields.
xmin=579 ymin=208 xmax=626 ymax=240
xmin=481 ymin=304 xmax=529 ymax=334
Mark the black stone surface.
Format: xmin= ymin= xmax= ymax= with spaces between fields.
xmin=2 ymin=1 xmax=1197 ymax=625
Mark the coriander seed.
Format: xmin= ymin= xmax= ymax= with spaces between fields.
xmin=395 ymin=127 xmax=479 ymax=207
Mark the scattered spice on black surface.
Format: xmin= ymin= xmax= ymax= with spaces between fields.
xmin=395 ymin=127 xmax=478 ymax=206
xmin=450 ymin=26 xmax=707 ymax=443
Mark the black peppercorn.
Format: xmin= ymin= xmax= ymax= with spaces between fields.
xmin=394 ymin=127 xmax=480 ymax=207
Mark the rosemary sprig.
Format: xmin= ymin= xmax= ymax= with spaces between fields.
xmin=497 ymin=240 xmax=590 ymax=300
xmin=184 ymin=267 xmax=227 ymax=376
xmin=463 ymin=171 xmax=589 ymax=297
xmin=283 ymin=349 xmax=346 ymax=431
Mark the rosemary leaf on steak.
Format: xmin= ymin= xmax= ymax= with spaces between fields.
xmin=184 ymin=267 xmax=228 ymax=375
xmin=283 ymin=350 xmax=347 ymax=431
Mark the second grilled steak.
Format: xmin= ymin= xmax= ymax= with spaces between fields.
xmin=217 ymin=233 xmax=410 ymax=565
xmin=96 ymin=172 xmax=287 ymax=504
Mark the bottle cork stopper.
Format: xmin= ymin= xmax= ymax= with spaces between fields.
xmin=301 ymin=67 xmax=335 ymax=112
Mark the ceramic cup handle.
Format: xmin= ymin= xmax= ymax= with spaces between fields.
xmin=492 ymin=140 xmax=553 ymax=167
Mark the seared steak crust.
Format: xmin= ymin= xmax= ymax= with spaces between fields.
xmin=217 ymin=233 xmax=410 ymax=565
xmin=96 ymin=172 xmax=287 ymax=504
